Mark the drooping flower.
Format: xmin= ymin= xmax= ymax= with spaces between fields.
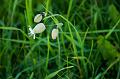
xmin=51 ymin=28 xmax=59 ymax=40
xmin=34 ymin=14 xmax=42 ymax=23
xmin=33 ymin=23 xmax=46 ymax=33
xmin=28 ymin=23 xmax=46 ymax=39
xmin=51 ymin=23 xmax=63 ymax=40
xmin=34 ymin=12 xmax=46 ymax=23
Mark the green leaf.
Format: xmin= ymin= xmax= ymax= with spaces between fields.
xmin=94 ymin=73 xmax=102 ymax=79
xmin=45 ymin=66 xmax=74 ymax=79
xmin=97 ymin=35 xmax=120 ymax=64
xmin=109 ymin=4 xmax=120 ymax=22
xmin=29 ymin=72 xmax=34 ymax=79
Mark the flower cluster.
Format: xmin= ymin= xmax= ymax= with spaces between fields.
xmin=28 ymin=12 xmax=63 ymax=40
xmin=28 ymin=12 xmax=46 ymax=39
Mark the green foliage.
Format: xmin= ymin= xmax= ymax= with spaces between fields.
xmin=109 ymin=4 xmax=120 ymax=22
xmin=45 ymin=66 xmax=74 ymax=79
xmin=97 ymin=35 xmax=120 ymax=64
xmin=0 ymin=0 xmax=120 ymax=79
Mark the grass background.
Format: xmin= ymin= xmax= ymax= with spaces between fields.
xmin=0 ymin=0 xmax=120 ymax=79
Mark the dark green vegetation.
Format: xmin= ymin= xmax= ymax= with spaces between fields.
xmin=0 ymin=0 xmax=120 ymax=79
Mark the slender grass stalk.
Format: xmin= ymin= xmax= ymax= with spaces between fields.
xmin=25 ymin=0 xmax=33 ymax=26
xmin=88 ymin=40 xmax=94 ymax=60
xmin=101 ymin=58 xmax=120 ymax=79
xmin=46 ymin=35 xmax=50 ymax=69
xmin=57 ymin=33 xmax=61 ymax=69
xmin=117 ymin=62 xmax=120 ymax=79
xmin=45 ymin=0 xmax=51 ymax=15
xmin=105 ymin=19 xmax=120 ymax=39
xmin=67 ymin=0 xmax=73 ymax=19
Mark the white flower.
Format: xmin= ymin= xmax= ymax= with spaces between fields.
xmin=33 ymin=23 xmax=46 ymax=33
xmin=28 ymin=23 xmax=46 ymax=39
xmin=51 ymin=28 xmax=59 ymax=40
xmin=34 ymin=12 xmax=46 ymax=23
xmin=34 ymin=14 xmax=43 ymax=23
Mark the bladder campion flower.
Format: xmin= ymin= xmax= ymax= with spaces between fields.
xmin=28 ymin=23 xmax=46 ymax=39
xmin=34 ymin=12 xmax=46 ymax=23
xmin=51 ymin=28 xmax=59 ymax=40
xmin=51 ymin=23 xmax=63 ymax=40
xmin=28 ymin=11 xmax=63 ymax=40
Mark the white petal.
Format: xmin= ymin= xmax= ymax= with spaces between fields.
xmin=29 ymin=27 xmax=34 ymax=34
xmin=33 ymin=23 xmax=46 ymax=33
xmin=51 ymin=28 xmax=58 ymax=40
xmin=34 ymin=14 xmax=42 ymax=23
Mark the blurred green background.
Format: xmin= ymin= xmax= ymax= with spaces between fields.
xmin=0 ymin=0 xmax=120 ymax=79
